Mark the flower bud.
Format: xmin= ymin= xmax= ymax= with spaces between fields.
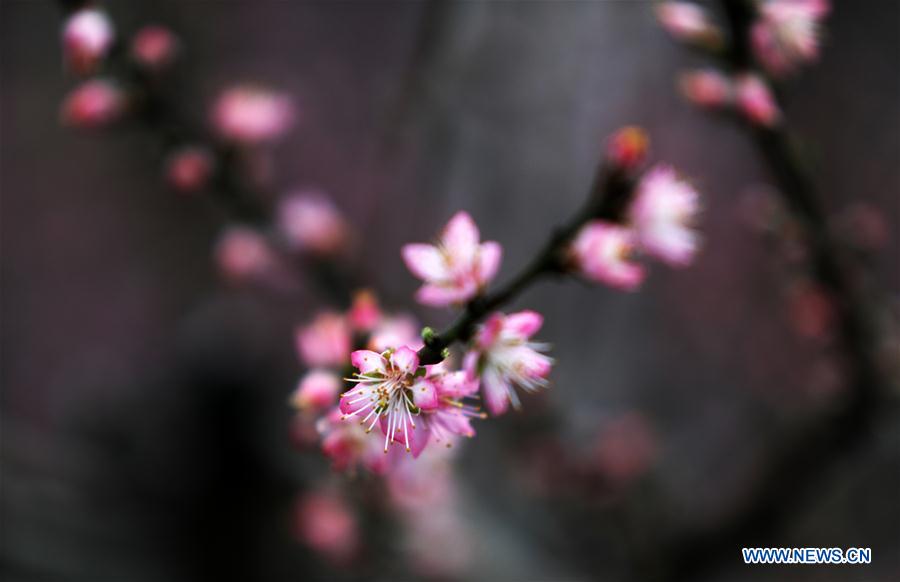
xmin=734 ymin=73 xmax=781 ymax=127
xmin=656 ymin=1 xmax=723 ymax=49
xmin=62 ymin=8 xmax=114 ymax=75
xmin=277 ymin=191 xmax=348 ymax=255
xmin=131 ymin=25 xmax=179 ymax=71
xmin=214 ymin=226 xmax=276 ymax=283
xmin=679 ymin=69 xmax=733 ymax=109
xmin=348 ymin=290 xmax=381 ymax=332
xmin=211 ymin=85 xmax=295 ymax=145
xmin=164 ymin=146 xmax=214 ymax=193
xmin=606 ymin=126 xmax=649 ymax=172
xmin=60 ymin=79 xmax=126 ymax=128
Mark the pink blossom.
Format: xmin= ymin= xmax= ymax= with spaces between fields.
xmin=131 ymin=25 xmax=179 ymax=71
xmin=464 ymin=311 xmax=553 ymax=416
xmin=679 ymin=69 xmax=733 ymax=109
xmin=570 ymin=222 xmax=646 ymax=290
xmin=381 ymin=369 xmax=484 ymax=457
xmin=317 ymin=407 xmax=390 ymax=474
xmin=734 ymin=73 xmax=781 ymax=127
xmin=164 ymin=146 xmax=214 ymax=193
xmin=291 ymin=370 xmax=342 ymax=411
xmin=278 ymin=191 xmax=348 ymax=255
xmin=340 ymin=347 xmax=426 ymax=453
xmin=62 ymin=8 xmax=114 ymax=75
xmin=368 ymin=314 xmax=421 ymax=353
xmin=752 ymin=0 xmax=830 ymax=76
xmin=348 ymin=289 xmax=382 ymax=332
xmin=214 ymin=226 xmax=276 ymax=282
xmin=293 ymin=490 xmax=359 ymax=564
xmin=629 ymin=164 xmax=701 ymax=267
xmin=656 ymin=2 xmax=721 ymax=47
xmin=295 ymin=312 xmax=351 ymax=368
xmin=606 ymin=126 xmax=649 ymax=172
xmin=211 ymin=85 xmax=295 ymax=145
xmin=402 ymin=212 xmax=502 ymax=307
xmin=60 ymin=79 xmax=125 ymax=128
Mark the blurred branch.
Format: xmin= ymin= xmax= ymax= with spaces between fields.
xmin=54 ymin=1 xmax=358 ymax=305
xmin=648 ymin=1 xmax=895 ymax=578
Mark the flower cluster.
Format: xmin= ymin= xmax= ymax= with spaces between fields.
xmin=568 ymin=133 xmax=702 ymax=291
xmin=658 ymin=1 xmax=831 ymax=128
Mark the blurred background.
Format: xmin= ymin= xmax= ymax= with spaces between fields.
xmin=1 ymin=1 xmax=898 ymax=581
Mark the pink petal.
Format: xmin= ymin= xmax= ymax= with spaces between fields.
xmin=477 ymin=241 xmax=503 ymax=285
xmin=434 ymin=410 xmax=475 ymax=438
xmin=401 ymin=244 xmax=448 ymax=282
xmin=408 ymin=423 xmax=431 ymax=458
xmin=481 ymin=368 xmax=510 ymax=416
xmin=412 ymin=379 xmax=439 ymax=411
xmin=350 ymin=350 xmax=386 ymax=374
xmin=390 ymin=346 xmax=419 ymax=375
xmin=442 ymin=211 xmax=479 ymax=266
xmin=504 ymin=310 xmax=544 ymax=339
xmin=415 ymin=283 xmax=476 ymax=307
xmin=434 ymin=370 xmax=479 ymax=398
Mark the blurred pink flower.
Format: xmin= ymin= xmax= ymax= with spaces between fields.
xmin=752 ymin=0 xmax=830 ymax=76
xmin=278 ymin=191 xmax=348 ymax=255
xmin=348 ymin=289 xmax=382 ymax=332
xmin=629 ymin=164 xmax=702 ymax=267
xmin=164 ymin=146 xmax=214 ymax=193
xmin=211 ymin=85 xmax=295 ymax=145
xmin=402 ymin=211 xmax=502 ymax=307
xmin=679 ymin=69 xmax=733 ymax=109
xmin=606 ymin=126 xmax=649 ymax=172
xmin=317 ymin=407 xmax=390 ymax=474
xmin=62 ymin=8 xmax=114 ymax=75
xmin=214 ymin=226 xmax=276 ymax=283
xmin=656 ymin=1 xmax=722 ymax=48
xmin=60 ymin=79 xmax=125 ymax=128
xmin=593 ymin=412 xmax=659 ymax=485
xmin=131 ymin=25 xmax=179 ymax=71
xmin=570 ymin=222 xmax=646 ymax=290
xmin=291 ymin=370 xmax=342 ymax=411
xmin=340 ymin=347 xmax=425 ymax=453
xmin=464 ymin=311 xmax=552 ymax=416
xmin=296 ymin=312 xmax=351 ymax=368
xmin=294 ymin=490 xmax=359 ymax=564
xmin=368 ymin=314 xmax=421 ymax=353
xmin=734 ymin=73 xmax=781 ymax=127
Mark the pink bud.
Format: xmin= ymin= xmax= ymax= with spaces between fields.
xmin=60 ymin=79 xmax=126 ymax=128
xmin=606 ymin=126 xmax=649 ymax=172
xmin=291 ymin=370 xmax=342 ymax=411
xmin=293 ymin=491 xmax=359 ymax=565
xmin=295 ymin=312 xmax=351 ymax=368
xmin=735 ymin=73 xmax=781 ymax=127
xmin=214 ymin=226 xmax=275 ymax=283
xmin=131 ymin=25 xmax=179 ymax=71
xmin=656 ymin=1 xmax=722 ymax=48
xmin=277 ymin=191 xmax=348 ymax=255
xmin=62 ymin=8 xmax=114 ymax=75
xmin=679 ymin=69 xmax=733 ymax=109
xmin=211 ymin=85 xmax=295 ymax=145
xmin=164 ymin=146 xmax=214 ymax=193
xmin=348 ymin=290 xmax=381 ymax=332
